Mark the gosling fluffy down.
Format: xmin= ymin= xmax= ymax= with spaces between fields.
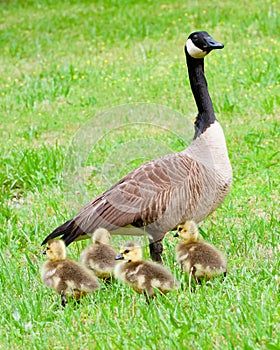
xmin=80 ymin=228 xmax=118 ymax=280
xmin=175 ymin=221 xmax=227 ymax=282
xmin=41 ymin=239 xmax=100 ymax=306
xmin=114 ymin=241 xmax=178 ymax=299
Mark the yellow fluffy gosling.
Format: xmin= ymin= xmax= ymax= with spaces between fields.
xmin=115 ymin=241 xmax=178 ymax=302
xmin=80 ymin=228 xmax=118 ymax=280
xmin=41 ymin=239 xmax=100 ymax=306
xmin=175 ymin=220 xmax=227 ymax=287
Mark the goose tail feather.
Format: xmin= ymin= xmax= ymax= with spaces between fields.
xmin=41 ymin=219 xmax=85 ymax=246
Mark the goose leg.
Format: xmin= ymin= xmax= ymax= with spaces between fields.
xmin=222 ymin=271 xmax=227 ymax=282
xmin=149 ymin=240 xmax=163 ymax=263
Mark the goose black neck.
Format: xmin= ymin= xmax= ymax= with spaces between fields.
xmin=186 ymin=51 xmax=216 ymax=138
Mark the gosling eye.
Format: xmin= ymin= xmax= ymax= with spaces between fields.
xmin=178 ymin=227 xmax=183 ymax=232
xmin=123 ymin=249 xmax=130 ymax=254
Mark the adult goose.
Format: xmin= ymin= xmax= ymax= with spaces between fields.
xmin=42 ymin=31 xmax=232 ymax=263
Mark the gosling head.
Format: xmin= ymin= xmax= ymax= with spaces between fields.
xmin=43 ymin=239 xmax=67 ymax=261
xmin=92 ymin=228 xmax=111 ymax=245
xmin=115 ymin=241 xmax=142 ymax=262
xmin=174 ymin=220 xmax=199 ymax=243
xmin=185 ymin=31 xmax=224 ymax=59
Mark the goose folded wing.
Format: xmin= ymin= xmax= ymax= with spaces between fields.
xmin=73 ymin=153 xmax=193 ymax=234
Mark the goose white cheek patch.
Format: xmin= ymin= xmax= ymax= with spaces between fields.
xmin=186 ymin=39 xmax=208 ymax=59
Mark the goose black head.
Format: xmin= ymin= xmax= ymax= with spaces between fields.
xmin=185 ymin=31 xmax=224 ymax=59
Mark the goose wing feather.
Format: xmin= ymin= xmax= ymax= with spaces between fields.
xmin=43 ymin=152 xmax=200 ymax=245
xmin=74 ymin=153 xmax=193 ymax=231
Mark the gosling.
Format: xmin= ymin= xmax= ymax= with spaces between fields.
xmin=41 ymin=239 xmax=100 ymax=306
xmin=114 ymin=241 xmax=178 ymax=302
xmin=80 ymin=228 xmax=118 ymax=280
xmin=174 ymin=220 xmax=227 ymax=286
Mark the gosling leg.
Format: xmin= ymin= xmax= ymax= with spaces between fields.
xmin=143 ymin=290 xmax=151 ymax=305
xmin=189 ymin=266 xmax=199 ymax=293
xmin=61 ymin=293 xmax=67 ymax=307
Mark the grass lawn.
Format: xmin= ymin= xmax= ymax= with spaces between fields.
xmin=0 ymin=0 xmax=279 ymax=349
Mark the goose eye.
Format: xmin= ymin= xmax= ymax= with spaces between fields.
xmin=178 ymin=227 xmax=183 ymax=232
xmin=124 ymin=249 xmax=130 ymax=254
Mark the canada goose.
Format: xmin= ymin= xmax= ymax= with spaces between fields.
xmin=42 ymin=31 xmax=232 ymax=263
xmin=114 ymin=241 xmax=178 ymax=302
xmin=41 ymin=239 xmax=100 ymax=306
xmin=79 ymin=228 xmax=118 ymax=280
xmin=174 ymin=220 xmax=227 ymax=287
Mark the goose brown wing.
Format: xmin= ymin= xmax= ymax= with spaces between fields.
xmin=74 ymin=153 xmax=193 ymax=229
xmin=42 ymin=153 xmax=195 ymax=246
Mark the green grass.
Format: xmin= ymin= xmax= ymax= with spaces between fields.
xmin=0 ymin=0 xmax=279 ymax=349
